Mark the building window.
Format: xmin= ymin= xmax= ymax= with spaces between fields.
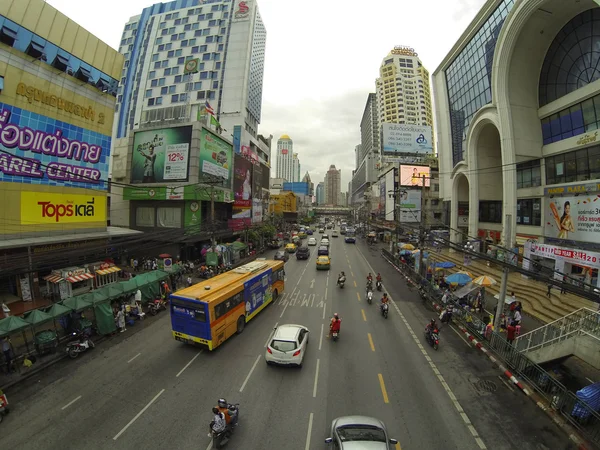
xmin=157 ymin=207 xmax=182 ymax=228
xmin=516 ymin=198 xmax=541 ymax=226
xmin=145 ymin=89 xmax=152 ymax=98
xmin=160 ymin=86 xmax=168 ymax=95
xmin=516 ymin=159 xmax=542 ymax=188
xmin=479 ymin=201 xmax=502 ymax=223
xmin=147 ymin=98 xmax=155 ymax=106
xmin=541 ymin=94 xmax=600 ymax=145
xmin=546 ymin=146 xmax=600 ymax=185
xmin=136 ymin=207 xmax=155 ymax=227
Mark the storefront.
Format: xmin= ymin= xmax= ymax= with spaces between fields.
xmin=43 ymin=267 xmax=95 ymax=301
xmin=93 ymin=263 xmax=122 ymax=288
xmin=523 ymin=241 xmax=600 ymax=289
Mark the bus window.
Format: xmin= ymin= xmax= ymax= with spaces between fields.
xmin=274 ymin=268 xmax=285 ymax=281
xmin=214 ymin=292 xmax=243 ymax=319
xmin=171 ymin=299 xmax=206 ymax=322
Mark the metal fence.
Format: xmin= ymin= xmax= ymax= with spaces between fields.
xmin=381 ymin=249 xmax=600 ymax=448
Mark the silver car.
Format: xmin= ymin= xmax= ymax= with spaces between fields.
xmin=325 ymin=416 xmax=398 ymax=449
xmin=265 ymin=324 xmax=309 ymax=367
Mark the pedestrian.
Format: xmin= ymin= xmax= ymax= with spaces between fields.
xmin=513 ymin=309 xmax=522 ymax=326
xmin=2 ymin=336 xmax=13 ymax=373
xmin=116 ymin=308 xmax=126 ymax=333
xmin=506 ymin=321 xmax=516 ymax=346
xmin=547 ymin=283 xmax=552 ymax=298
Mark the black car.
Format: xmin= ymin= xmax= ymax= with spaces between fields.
xmin=274 ymin=250 xmax=289 ymax=262
xmin=296 ymin=246 xmax=310 ymax=260
xmin=317 ymin=246 xmax=329 ymax=256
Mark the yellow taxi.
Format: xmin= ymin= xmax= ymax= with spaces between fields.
xmin=316 ymin=255 xmax=331 ymax=270
xmin=298 ymin=231 xmax=307 ymax=239
xmin=285 ymin=243 xmax=297 ymax=253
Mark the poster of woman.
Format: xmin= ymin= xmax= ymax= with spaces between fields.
xmin=545 ymin=196 xmax=600 ymax=242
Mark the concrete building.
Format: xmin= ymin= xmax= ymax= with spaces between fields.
xmin=0 ymin=0 xmax=132 ymax=305
xmin=316 ymin=182 xmax=324 ymax=205
xmin=324 ymin=164 xmax=342 ymax=206
xmin=114 ymin=0 xmax=267 ymax=155
xmin=351 ymin=93 xmax=380 ymax=204
xmin=275 ymin=134 xmax=293 ymax=180
xmin=292 ymin=152 xmax=300 ymax=182
xmin=433 ymin=0 xmax=600 ymax=286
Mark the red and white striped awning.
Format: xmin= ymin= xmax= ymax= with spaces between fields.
xmin=96 ymin=266 xmax=121 ymax=276
xmin=43 ymin=274 xmax=64 ymax=283
xmin=66 ymin=273 xmax=95 ymax=283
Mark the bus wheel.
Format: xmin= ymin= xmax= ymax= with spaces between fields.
xmin=236 ymin=316 xmax=246 ymax=334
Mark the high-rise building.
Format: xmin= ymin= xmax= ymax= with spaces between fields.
xmin=375 ymin=46 xmax=433 ymax=147
xmin=292 ymin=153 xmax=300 ymax=182
xmin=351 ymin=92 xmax=379 ymax=204
xmin=316 ymin=182 xmax=324 ymax=205
xmin=114 ymin=0 xmax=266 ymax=148
xmin=324 ymin=165 xmax=342 ymax=206
xmin=276 ymin=134 xmax=294 ymax=180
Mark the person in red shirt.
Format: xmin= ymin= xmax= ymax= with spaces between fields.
xmin=506 ymin=322 xmax=517 ymax=345
xmin=330 ymin=313 xmax=341 ymax=335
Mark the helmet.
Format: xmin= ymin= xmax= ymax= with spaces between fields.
xmin=212 ymin=407 xmax=220 ymax=414
xmin=383 ymin=293 xmax=388 ymax=297
xmin=218 ymin=398 xmax=227 ymax=408
xmin=334 ymin=313 xmax=339 ymax=318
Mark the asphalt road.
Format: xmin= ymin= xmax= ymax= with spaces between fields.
xmin=1 ymin=234 xmax=576 ymax=450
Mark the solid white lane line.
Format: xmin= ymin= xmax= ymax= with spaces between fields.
xmin=313 ymin=358 xmax=320 ymax=397
xmin=176 ymin=350 xmax=203 ymax=378
xmin=319 ymin=323 xmax=324 ymax=350
xmin=280 ymin=304 xmax=288 ymax=318
xmin=322 ymin=302 xmax=327 ymax=319
xmin=264 ymin=322 xmax=278 ymax=347
xmin=239 ymin=354 xmax=261 ymax=393
xmin=113 ymin=389 xmax=165 ymax=440
xmin=61 ymin=395 xmax=82 ymax=410
xmin=448 ymin=324 xmax=472 ymax=347
xmin=586 ymin=377 xmax=595 ymax=383
xmin=326 ymin=277 xmax=329 ymax=287
xmin=127 ymin=352 xmax=141 ymax=363
xmin=305 ymin=412 xmax=314 ymax=450
xmin=325 ymin=287 xmax=328 ymax=298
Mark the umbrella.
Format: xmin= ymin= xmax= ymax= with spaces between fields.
xmin=445 ymin=273 xmax=473 ymax=285
xmin=0 ymin=316 xmax=31 ymax=336
xmin=434 ymin=261 xmax=455 ymax=269
xmin=46 ymin=303 xmax=72 ymax=318
xmin=400 ymin=243 xmax=415 ymax=250
xmin=159 ymin=253 xmax=171 ymax=258
xmin=61 ymin=297 xmax=93 ymax=312
xmin=472 ymin=275 xmax=497 ymax=287
xmin=24 ymin=309 xmax=54 ymax=326
xmin=399 ymin=250 xmax=412 ymax=256
xmin=456 ymin=271 xmax=474 ymax=278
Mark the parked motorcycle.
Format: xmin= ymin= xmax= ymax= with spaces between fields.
xmin=212 ymin=404 xmax=240 ymax=449
xmin=425 ymin=328 xmax=440 ymax=350
xmin=337 ymin=276 xmax=346 ymax=289
xmin=148 ymin=298 xmax=167 ymax=316
xmin=66 ymin=330 xmax=95 ymax=359
xmin=380 ymin=302 xmax=389 ymax=319
xmin=376 ymin=280 xmax=382 ymax=291
xmin=366 ymin=290 xmax=373 ymax=304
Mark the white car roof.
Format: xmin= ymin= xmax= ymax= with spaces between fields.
xmin=274 ymin=324 xmax=306 ymax=340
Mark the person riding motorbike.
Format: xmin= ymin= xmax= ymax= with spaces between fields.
xmin=376 ymin=273 xmax=382 ymax=283
xmin=380 ymin=293 xmax=389 ymax=313
xmin=425 ymin=319 xmax=438 ymax=339
xmin=337 ymin=272 xmax=346 ymax=285
xmin=330 ymin=313 xmax=342 ymax=335
xmin=208 ymin=407 xmax=227 ymax=437
xmin=217 ymin=398 xmax=238 ymax=427
xmin=366 ymin=273 xmax=373 ymax=282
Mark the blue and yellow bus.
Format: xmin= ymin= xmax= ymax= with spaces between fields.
xmin=345 ymin=227 xmax=356 ymax=243
xmin=169 ymin=259 xmax=285 ymax=350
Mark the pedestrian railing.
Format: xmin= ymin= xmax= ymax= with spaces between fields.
xmin=514 ymin=307 xmax=600 ymax=353
xmin=380 ymin=248 xmax=600 ymax=448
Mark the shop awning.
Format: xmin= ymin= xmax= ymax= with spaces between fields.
xmin=43 ymin=274 xmax=64 ymax=283
xmin=66 ymin=273 xmax=95 ymax=283
xmin=96 ymin=266 xmax=121 ymax=276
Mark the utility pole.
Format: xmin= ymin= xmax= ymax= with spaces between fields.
xmin=494 ymin=214 xmax=512 ymax=330
xmin=418 ymin=174 xmax=428 ymax=278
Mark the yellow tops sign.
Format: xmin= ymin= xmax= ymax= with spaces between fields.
xmin=21 ymin=192 xmax=106 ymax=225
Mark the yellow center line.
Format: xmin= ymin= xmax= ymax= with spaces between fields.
xmin=378 ymin=373 xmax=389 ymax=403
xmin=349 ymin=264 xmax=352 ymax=270
xmin=354 ymin=280 xmax=357 ymax=288
xmin=395 ymin=443 xmax=402 ymax=450
xmin=368 ymin=333 xmax=375 ymax=351
xmin=361 ymin=309 xmax=367 ymax=322
xmin=356 ymin=292 xmax=361 ymax=302
xmin=350 ymin=271 xmax=354 ymax=278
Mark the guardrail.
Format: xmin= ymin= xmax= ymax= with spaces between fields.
xmin=380 ymin=248 xmax=600 ymax=448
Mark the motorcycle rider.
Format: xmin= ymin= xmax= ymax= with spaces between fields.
xmin=330 ymin=313 xmax=342 ymax=335
xmin=380 ymin=293 xmax=389 ymax=313
xmin=366 ymin=273 xmax=373 ymax=282
xmin=217 ymin=398 xmax=238 ymax=427
xmin=337 ymin=272 xmax=346 ymax=285
xmin=376 ymin=273 xmax=382 ymax=283
xmin=425 ymin=318 xmax=438 ymax=341
xmin=208 ymin=407 xmax=227 ymax=437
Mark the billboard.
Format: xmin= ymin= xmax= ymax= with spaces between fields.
xmin=385 ymin=169 xmax=395 ymax=221
xmin=382 ymin=123 xmax=433 ymax=155
xmin=252 ymin=198 xmax=263 ymax=223
xmin=21 ymin=191 xmax=106 ymax=225
xmin=244 ymin=268 xmax=272 ymax=319
xmin=0 ymin=105 xmax=111 ymax=190
xmin=131 ymin=126 xmax=191 ymax=183
xmin=379 ymin=179 xmax=386 ymax=216
xmin=400 ymin=165 xmax=431 ymax=187
xmin=233 ymin=0 xmax=252 ymax=22
xmin=398 ymin=189 xmax=422 ymax=223
xmin=229 ymin=154 xmax=253 ymax=230
xmin=200 ymin=129 xmax=233 ymax=186
xmin=545 ymin=195 xmax=600 ymax=243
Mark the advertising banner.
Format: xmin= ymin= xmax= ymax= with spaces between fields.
xmin=252 ymin=198 xmax=263 ymax=223
xmin=233 ymin=0 xmax=252 ymax=22
xmin=398 ymin=189 xmax=422 ymax=223
xmin=385 ymin=169 xmax=395 ymax=221
xmin=382 ymin=123 xmax=433 ymax=155
xmin=233 ymin=125 xmax=242 ymax=154
xmin=244 ymin=268 xmax=272 ymax=319
xmin=399 ymin=165 xmax=431 ymax=187
xmin=379 ymin=179 xmax=386 ymax=216
xmin=184 ymin=200 xmax=201 ymax=229
xmin=230 ymin=154 xmax=253 ymax=230
xmin=0 ymin=105 xmax=111 ymax=190
xmin=123 ymin=185 xmax=231 ymax=202
xmin=200 ymin=129 xmax=233 ymax=185
xmin=545 ymin=195 xmax=600 ymax=243
xmin=131 ymin=126 xmax=191 ymax=184
xmin=21 ymin=192 xmax=106 ymax=225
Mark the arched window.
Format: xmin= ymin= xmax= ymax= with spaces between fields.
xmin=539 ymin=9 xmax=600 ymax=106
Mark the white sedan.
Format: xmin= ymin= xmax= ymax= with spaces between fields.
xmin=266 ymin=324 xmax=309 ymax=367
xmin=308 ymin=237 xmax=317 ymax=246
xmin=321 ymin=238 xmax=330 ymax=247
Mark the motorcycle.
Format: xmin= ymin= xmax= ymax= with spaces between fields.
xmin=212 ymin=404 xmax=240 ymax=449
xmin=0 ymin=389 xmax=9 ymax=424
xmin=337 ymin=277 xmax=346 ymax=289
xmin=366 ymin=280 xmax=373 ymax=291
xmin=376 ymin=280 xmax=382 ymax=291
xmin=66 ymin=330 xmax=95 ymax=359
xmin=366 ymin=290 xmax=373 ymax=304
xmin=148 ymin=298 xmax=167 ymax=316
xmin=380 ymin=302 xmax=389 ymax=319
xmin=330 ymin=327 xmax=340 ymax=342
xmin=425 ymin=328 xmax=440 ymax=350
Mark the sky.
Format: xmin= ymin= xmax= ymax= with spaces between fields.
xmin=47 ymin=0 xmax=487 ymax=189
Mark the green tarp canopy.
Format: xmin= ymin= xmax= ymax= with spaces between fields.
xmin=94 ymin=303 xmax=116 ymax=335
xmin=170 ymin=264 xmax=183 ymax=273
xmin=107 ymin=284 xmax=125 ymax=299
xmin=46 ymin=303 xmax=72 ymax=318
xmin=24 ymin=309 xmax=53 ymax=326
xmin=74 ymin=291 xmax=108 ymax=305
xmin=231 ymin=241 xmax=247 ymax=250
xmin=0 ymin=316 xmax=31 ymax=336
xmin=61 ymin=296 xmax=93 ymax=312
xmin=120 ymin=279 xmax=140 ymax=295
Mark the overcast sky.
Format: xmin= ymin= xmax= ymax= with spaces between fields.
xmin=47 ymin=0 xmax=486 ymax=189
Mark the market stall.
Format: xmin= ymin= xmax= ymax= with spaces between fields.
xmin=92 ymin=262 xmax=122 ymax=288
xmin=43 ymin=267 xmax=95 ymax=300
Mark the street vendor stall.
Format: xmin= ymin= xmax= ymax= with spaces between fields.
xmin=43 ymin=266 xmax=95 ymax=301
xmin=92 ymin=262 xmax=122 ymax=288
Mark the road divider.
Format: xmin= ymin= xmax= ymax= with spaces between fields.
xmin=113 ymin=389 xmax=165 ymax=440
xmin=361 ymin=309 xmax=367 ymax=322
xmin=356 ymin=292 xmax=361 ymax=302
xmin=176 ymin=350 xmax=203 ymax=378
xmin=354 ymin=280 xmax=357 ymax=288
xmin=313 ymin=358 xmax=320 ymax=398
xmin=319 ymin=323 xmax=324 ymax=351
xmin=378 ymin=373 xmax=389 ymax=403
xmin=127 ymin=352 xmax=141 ymax=363
xmin=368 ymin=333 xmax=375 ymax=351
xmin=305 ymin=412 xmax=314 ymax=450
xmin=61 ymin=395 xmax=81 ymax=411
xmin=239 ymin=354 xmax=261 ymax=393
xmin=322 ymin=303 xmax=327 ymax=319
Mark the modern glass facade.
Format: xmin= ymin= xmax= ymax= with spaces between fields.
xmin=541 ymin=93 xmax=600 ymax=145
xmin=445 ymin=0 xmax=515 ymax=166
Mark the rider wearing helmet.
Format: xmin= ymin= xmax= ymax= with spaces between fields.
xmin=376 ymin=273 xmax=382 ymax=283
xmin=337 ymin=272 xmax=346 ymax=285
xmin=425 ymin=318 xmax=438 ymax=334
xmin=330 ymin=313 xmax=342 ymax=333
xmin=381 ymin=293 xmax=389 ymax=304
xmin=366 ymin=273 xmax=373 ymax=282
xmin=217 ymin=398 xmax=238 ymax=426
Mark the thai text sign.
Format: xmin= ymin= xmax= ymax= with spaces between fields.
xmin=382 ymin=123 xmax=433 ymax=155
xmin=21 ymin=192 xmax=106 ymax=225
xmin=545 ymin=195 xmax=600 ymax=243
xmin=0 ymin=105 xmax=110 ymax=190
xmin=528 ymin=241 xmax=600 ymax=269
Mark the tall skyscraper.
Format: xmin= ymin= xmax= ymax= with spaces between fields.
xmin=375 ymin=46 xmax=433 ymax=146
xmin=351 ymin=92 xmax=380 ymax=204
xmin=292 ymin=153 xmax=301 ymax=182
xmin=316 ymin=182 xmax=324 ymax=205
xmin=114 ymin=0 xmax=266 ymax=146
xmin=324 ymin=165 xmax=342 ymax=206
xmin=276 ymin=134 xmax=294 ymax=180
